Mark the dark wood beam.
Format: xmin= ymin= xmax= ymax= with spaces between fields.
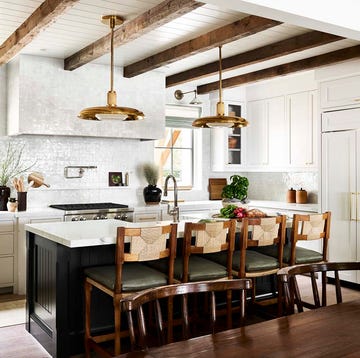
xmin=197 ymin=45 xmax=360 ymax=94
xmin=0 ymin=0 xmax=79 ymax=65
xmin=166 ymin=31 xmax=343 ymax=87
xmin=64 ymin=0 xmax=203 ymax=71
xmin=124 ymin=15 xmax=281 ymax=78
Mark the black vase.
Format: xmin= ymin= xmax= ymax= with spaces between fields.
xmin=143 ymin=185 xmax=162 ymax=205
xmin=0 ymin=186 xmax=11 ymax=211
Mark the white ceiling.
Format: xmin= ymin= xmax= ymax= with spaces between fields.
xmin=0 ymin=0 xmax=359 ymax=88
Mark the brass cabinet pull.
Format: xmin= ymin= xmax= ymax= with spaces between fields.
xmin=350 ymin=192 xmax=357 ymax=221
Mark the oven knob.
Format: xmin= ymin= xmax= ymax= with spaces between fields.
xmin=100 ymin=215 xmax=108 ymax=220
xmin=79 ymin=216 xmax=86 ymax=221
xmin=121 ymin=214 xmax=128 ymax=221
xmin=71 ymin=217 xmax=79 ymax=221
xmin=93 ymin=215 xmax=101 ymax=220
xmin=114 ymin=215 xmax=122 ymax=220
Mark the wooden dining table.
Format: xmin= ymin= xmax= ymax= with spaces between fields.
xmin=117 ymin=299 xmax=360 ymax=358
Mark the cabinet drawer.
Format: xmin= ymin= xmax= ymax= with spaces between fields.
xmin=30 ymin=217 xmax=63 ymax=224
xmin=134 ymin=212 xmax=161 ymax=222
xmin=0 ymin=220 xmax=14 ymax=233
xmin=0 ymin=233 xmax=13 ymax=255
xmin=0 ymin=256 xmax=14 ymax=284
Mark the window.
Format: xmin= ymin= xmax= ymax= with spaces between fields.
xmin=154 ymin=105 xmax=202 ymax=189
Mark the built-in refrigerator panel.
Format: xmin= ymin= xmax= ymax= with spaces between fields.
xmin=321 ymin=108 xmax=360 ymax=284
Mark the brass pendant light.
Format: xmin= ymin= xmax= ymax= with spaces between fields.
xmin=78 ymin=15 xmax=145 ymax=121
xmin=192 ymin=46 xmax=248 ymax=128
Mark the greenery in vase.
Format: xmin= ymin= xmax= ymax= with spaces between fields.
xmin=143 ymin=163 xmax=160 ymax=186
xmin=0 ymin=143 xmax=35 ymax=186
xmin=221 ymin=175 xmax=249 ymax=201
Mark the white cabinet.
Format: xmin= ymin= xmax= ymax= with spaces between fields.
xmin=0 ymin=220 xmax=15 ymax=291
xmin=321 ymin=109 xmax=360 ymax=284
xmin=288 ymin=91 xmax=317 ymax=168
xmin=17 ymin=215 xmax=63 ymax=294
xmin=246 ymin=96 xmax=287 ymax=169
xmin=211 ymin=91 xmax=316 ymax=171
xmin=210 ymin=102 xmax=246 ymax=171
xmin=320 ymin=75 xmax=360 ymax=109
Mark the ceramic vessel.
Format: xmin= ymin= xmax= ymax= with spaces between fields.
xmin=143 ymin=185 xmax=162 ymax=205
xmin=0 ymin=186 xmax=11 ymax=211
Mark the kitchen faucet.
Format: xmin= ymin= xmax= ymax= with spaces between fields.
xmin=163 ymin=174 xmax=179 ymax=222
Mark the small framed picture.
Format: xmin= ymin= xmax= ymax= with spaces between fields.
xmin=108 ymin=172 xmax=123 ymax=186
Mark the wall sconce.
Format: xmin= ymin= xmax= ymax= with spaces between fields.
xmin=174 ymin=89 xmax=202 ymax=105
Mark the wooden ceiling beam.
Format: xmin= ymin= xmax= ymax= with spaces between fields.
xmin=197 ymin=45 xmax=360 ymax=94
xmin=124 ymin=15 xmax=281 ymax=78
xmin=64 ymin=0 xmax=203 ymax=71
xmin=0 ymin=0 xmax=79 ymax=65
xmin=166 ymin=31 xmax=343 ymax=87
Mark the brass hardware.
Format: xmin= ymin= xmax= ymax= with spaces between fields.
xmin=350 ymin=192 xmax=357 ymax=221
xmin=78 ymin=15 xmax=144 ymax=121
xmin=192 ymin=46 xmax=248 ymax=128
xmin=174 ymin=89 xmax=202 ymax=104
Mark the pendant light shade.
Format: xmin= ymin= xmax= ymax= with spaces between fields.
xmin=192 ymin=46 xmax=248 ymax=128
xmin=78 ymin=15 xmax=144 ymax=121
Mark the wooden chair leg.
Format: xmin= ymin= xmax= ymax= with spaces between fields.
xmin=114 ymin=299 xmax=122 ymax=355
xmin=84 ymin=280 xmax=92 ymax=358
xmin=277 ymin=278 xmax=283 ymax=317
xmin=226 ymin=289 xmax=233 ymax=329
xmin=167 ymin=296 xmax=174 ymax=343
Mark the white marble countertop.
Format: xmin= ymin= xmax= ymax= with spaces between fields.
xmin=26 ymin=219 xmax=186 ymax=248
xmin=2 ymin=199 xmax=318 ymax=222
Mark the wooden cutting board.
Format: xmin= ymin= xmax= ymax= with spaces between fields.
xmin=208 ymin=178 xmax=227 ymax=200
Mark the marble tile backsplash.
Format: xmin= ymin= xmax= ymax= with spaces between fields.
xmin=0 ymin=135 xmax=318 ymax=209
xmin=0 ymin=135 xmax=154 ymax=208
xmin=246 ymin=171 xmax=318 ymax=203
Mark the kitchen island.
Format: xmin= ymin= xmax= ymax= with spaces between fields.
xmin=25 ymin=216 xmax=289 ymax=357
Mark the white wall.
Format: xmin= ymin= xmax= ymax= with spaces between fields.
xmin=0 ymin=65 xmax=7 ymax=136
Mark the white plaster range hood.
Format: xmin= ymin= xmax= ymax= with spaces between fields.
xmin=6 ymin=55 xmax=165 ymax=140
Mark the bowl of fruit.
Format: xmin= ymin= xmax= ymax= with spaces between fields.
xmin=216 ymin=205 xmax=267 ymax=221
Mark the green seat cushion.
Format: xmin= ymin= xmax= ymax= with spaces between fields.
xmin=147 ymin=256 xmax=228 ymax=282
xmin=206 ymin=250 xmax=279 ymax=273
xmin=84 ymin=263 xmax=168 ymax=292
xmin=255 ymin=245 xmax=323 ymax=264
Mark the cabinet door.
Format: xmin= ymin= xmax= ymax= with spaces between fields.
xmin=210 ymin=102 xmax=245 ymax=171
xmin=288 ymin=91 xmax=316 ymax=168
xmin=322 ymin=130 xmax=357 ymax=283
xmin=246 ymin=96 xmax=287 ymax=169
xmin=321 ymin=75 xmax=360 ymax=109
xmin=268 ymin=96 xmax=288 ymax=167
xmin=246 ymin=99 xmax=268 ymax=167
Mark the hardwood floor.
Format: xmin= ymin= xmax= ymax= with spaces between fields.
xmin=0 ymin=278 xmax=359 ymax=358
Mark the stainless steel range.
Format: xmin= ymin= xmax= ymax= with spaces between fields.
xmin=49 ymin=202 xmax=134 ymax=222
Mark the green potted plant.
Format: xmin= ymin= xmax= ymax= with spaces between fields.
xmin=0 ymin=143 xmax=35 ymax=211
xmin=142 ymin=163 xmax=162 ymax=205
xmin=221 ymin=175 xmax=249 ymax=205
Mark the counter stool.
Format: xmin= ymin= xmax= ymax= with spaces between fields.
xmin=83 ymin=223 xmax=177 ymax=357
xmin=256 ymin=212 xmax=331 ymax=265
xmin=148 ymin=219 xmax=236 ymax=328
xmin=206 ymin=215 xmax=286 ymax=310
